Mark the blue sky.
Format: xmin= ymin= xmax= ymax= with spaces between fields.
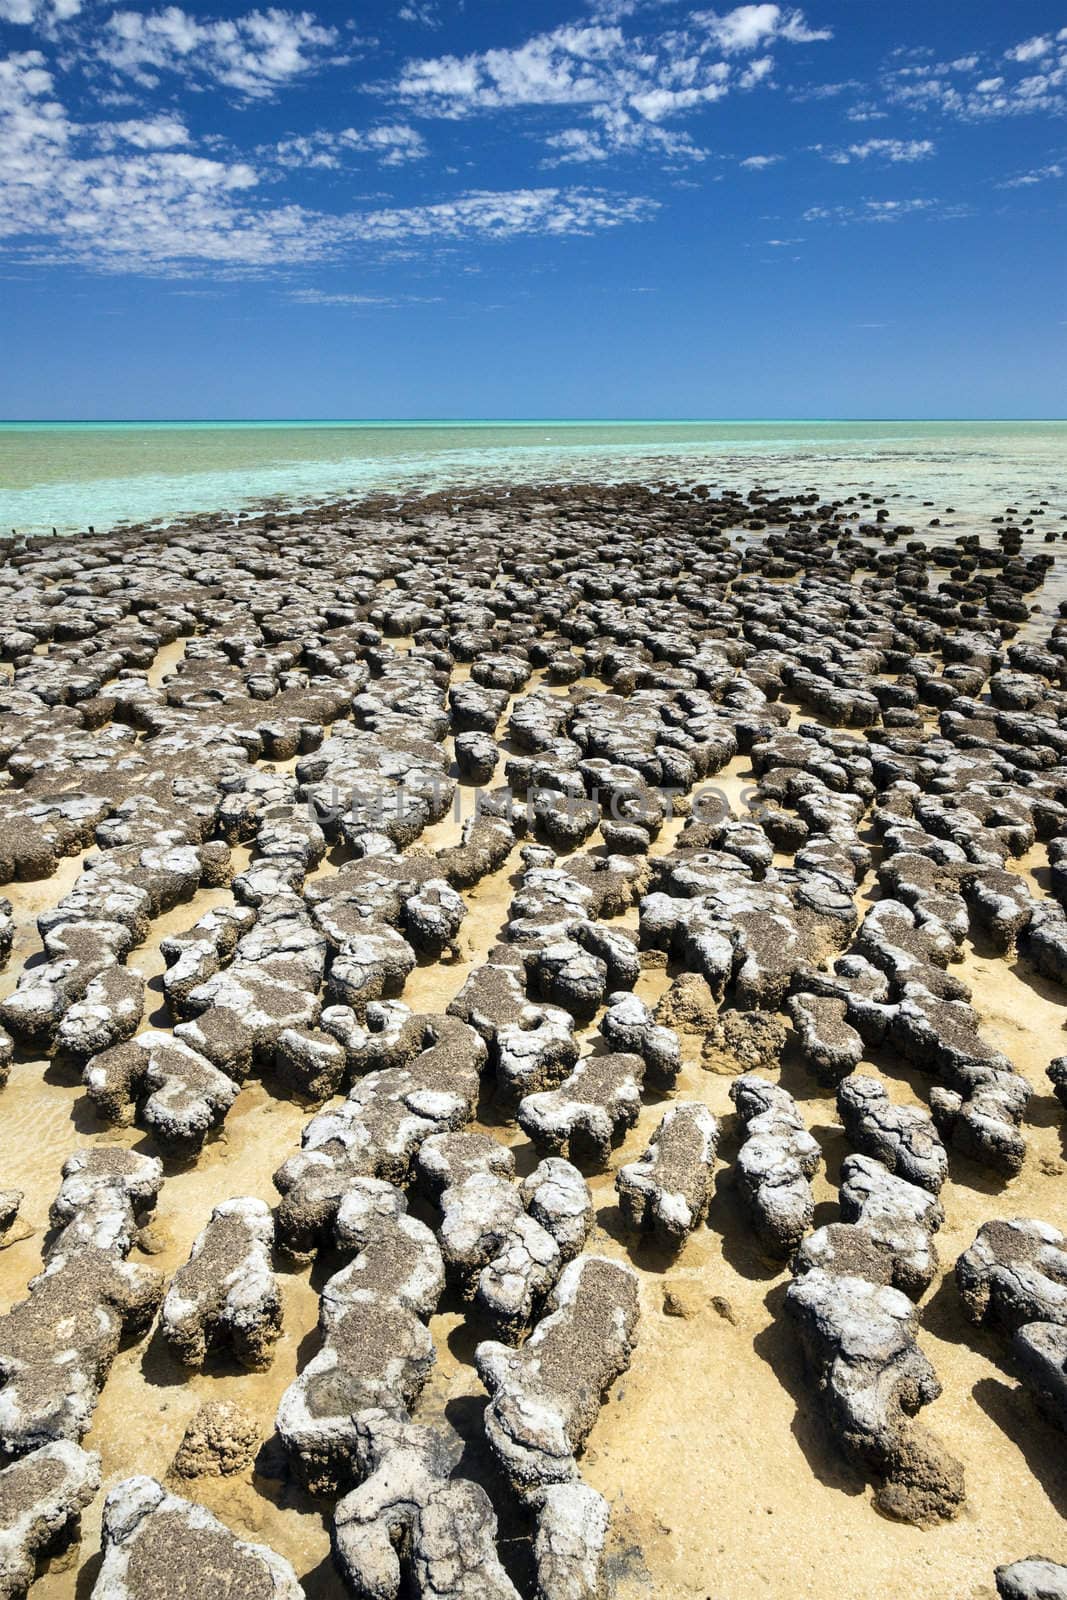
xmin=0 ymin=0 xmax=1064 ymax=419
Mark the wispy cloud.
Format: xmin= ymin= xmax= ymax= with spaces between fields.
xmin=881 ymin=27 xmax=1067 ymax=120
xmin=96 ymin=114 xmax=192 ymax=150
xmin=0 ymin=0 xmax=80 ymax=26
xmin=272 ymin=124 xmax=427 ymax=169
xmin=803 ymin=197 xmax=939 ymax=224
xmin=0 ymin=63 xmax=656 ymax=271
xmin=288 ymin=287 xmax=445 ymax=306
xmin=825 ymin=137 xmax=935 ymax=164
xmin=392 ymin=5 xmax=831 ymax=164
xmin=997 ymin=160 xmax=1064 ymax=189
xmin=545 ymin=113 xmax=708 ymax=165
xmin=397 ymin=1 xmax=440 ymax=26
xmin=94 ymin=7 xmax=345 ymax=99
xmin=740 ymin=152 xmax=781 ymax=167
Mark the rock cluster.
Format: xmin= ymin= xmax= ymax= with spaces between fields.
xmin=0 ymin=474 xmax=1064 ymax=1593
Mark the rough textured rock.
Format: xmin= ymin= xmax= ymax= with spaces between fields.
xmin=517 ymin=1052 xmax=645 ymax=1166
xmin=0 ymin=1189 xmax=22 ymax=1248
xmin=616 ymin=1102 xmax=720 ymax=1247
xmin=273 ymin=1012 xmax=485 ymax=1258
xmin=956 ymin=1218 xmax=1067 ymax=1334
xmin=530 ymin=1482 xmax=610 ymax=1600
xmin=929 ymin=1073 xmax=1031 ymax=1178
xmin=785 ymin=1267 xmax=965 ymax=1526
xmin=170 ymin=1401 xmax=260 ymax=1479
xmin=333 ymin=1409 xmax=521 ymax=1600
xmin=0 ymin=1441 xmax=100 ymax=1600
xmin=702 ymin=1009 xmax=788 ymax=1074
xmin=0 ymin=1251 xmax=163 ymax=1456
xmin=273 ymin=1025 xmax=347 ymax=1106
xmin=731 ymin=1075 xmax=820 ymax=1257
xmin=84 ymin=1031 xmax=239 ymax=1157
xmin=54 ymin=965 xmax=145 ymax=1061
xmin=90 ymin=1476 xmax=305 ymax=1598
xmin=996 ymin=1559 xmax=1067 ymax=1600
xmin=1048 ymin=1056 xmax=1067 ymax=1110
xmin=795 ymin=1154 xmax=944 ymax=1299
xmin=276 ymin=1178 xmax=443 ymax=1495
xmin=476 ymin=1255 xmax=640 ymax=1491
xmin=48 ymin=1148 xmax=163 ymax=1260
xmin=599 ymin=991 xmax=681 ymax=1089
xmin=418 ymin=1133 xmax=591 ymax=1339
xmin=161 ymin=1198 xmax=282 ymax=1371
xmin=653 ymin=972 xmax=718 ymax=1035
xmin=788 ymin=992 xmax=864 ymax=1085
xmin=520 ymin=1157 xmax=595 ymax=1267
xmin=837 ymin=1074 xmax=948 ymax=1195
xmin=1012 ymin=1322 xmax=1067 ymax=1433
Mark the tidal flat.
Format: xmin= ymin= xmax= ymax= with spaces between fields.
xmin=0 ymin=477 xmax=1065 ymax=1600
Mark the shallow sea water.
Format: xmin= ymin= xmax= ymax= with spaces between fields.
xmin=1 ymin=419 xmax=1065 ymax=535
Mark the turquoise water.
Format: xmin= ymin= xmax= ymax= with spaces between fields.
xmin=0 ymin=420 xmax=1064 ymax=535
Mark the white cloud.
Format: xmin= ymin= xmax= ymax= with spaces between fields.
xmin=351 ymin=188 xmax=657 ymax=243
xmin=97 ymin=114 xmax=192 ymax=149
xmin=396 ymin=26 xmax=630 ymax=114
xmin=0 ymin=0 xmax=80 ymax=24
xmin=739 ymin=54 xmax=773 ymax=87
xmin=8 ymin=175 xmax=656 ymax=270
xmin=883 ymin=29 xmax=1067 ymax=120
xmin=289 ymin=287 xmax=443 ymax=305
xmin=802 ymin=195 xmax=970 ymax=227
xmin=1005 ymin=35 xmax=1054 ymax=65
xmin=740 ymin=152 xmax=780 ymax=167
xmin=96 ymin=7 xmax=342 ymax=99
xmin=393 ymin=5 xmax=829 ymax=163
xmin=397 ymin=2 xmax=439 ymax=25
xmin=546 ymin=110 xmax=707 ymax=162
xmin=998 ymin=161 xmax=1064 ymax=188
xmin=1 ymin=28 xmax=660 ymax=275
xmin=694 ymin=4 xmax=830 ymax=54
xmin=827 ymin=137 xmax=935 ymax=164
xmin=273 ymin=124 xmax=428 ymax=169
xmin=0 ymin=60 xmax=656 ymax=270
xmin=0 ymin=49 xmax=71 ymax=181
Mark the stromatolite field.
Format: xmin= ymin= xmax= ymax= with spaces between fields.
xmin=0 ymin=479 xmax=1065 ymax=1600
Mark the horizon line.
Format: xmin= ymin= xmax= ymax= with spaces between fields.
xmin=2 ymin=416 xmax=1067 ymax=426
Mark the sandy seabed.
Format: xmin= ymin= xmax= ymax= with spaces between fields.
xmin=0 ymin=477 xmax=1064 ymax=1600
